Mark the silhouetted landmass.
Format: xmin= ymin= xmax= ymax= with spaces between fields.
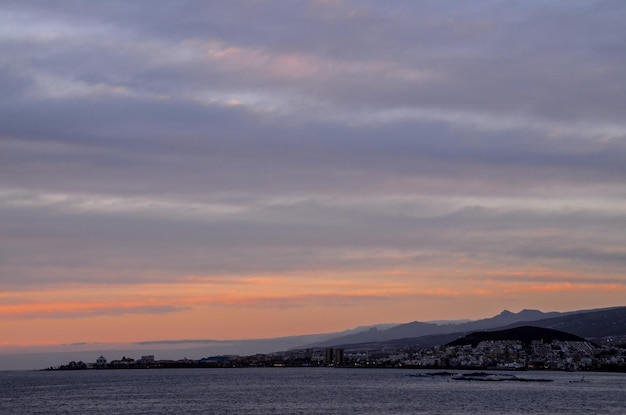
xmin=445 ymin=326 xmax=587 ymax=347
xmin=42 ymin=306 xmax=626 ymax=372
xmin=307 ymin=308 xmax=570 ymax=347
xmin=502 ymin=307 xmax=626 ymax=339
xmin=307 ymin=306 xmax=626 ymax=350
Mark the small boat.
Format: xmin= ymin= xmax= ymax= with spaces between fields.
xmin=569 ymin=376 xmax=589 ymax=384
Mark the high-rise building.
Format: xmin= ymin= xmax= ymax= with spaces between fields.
xmin=325 ymin=347 xmax=344 ymax=366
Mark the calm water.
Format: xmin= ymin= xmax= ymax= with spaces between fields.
xmin=1 ymin=368 xmax=625 ymax=414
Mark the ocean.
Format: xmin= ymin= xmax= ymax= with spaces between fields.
xmin=1 ymin=368 xmax=625 ymax=414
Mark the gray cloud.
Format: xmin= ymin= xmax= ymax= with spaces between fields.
xmin=2 ymin=190 xmax=625 ymax=286
xmin=1 ymin=0 xmax=625 ymax=304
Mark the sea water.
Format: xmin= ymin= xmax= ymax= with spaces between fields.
xmin=1 ymin=368 xmax=625 ymax=414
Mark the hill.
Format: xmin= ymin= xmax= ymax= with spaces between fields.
xmin=503 ymin=306 xmax=626 ymax=339
xmin=446 ymin=326 xmax=587 ymax=347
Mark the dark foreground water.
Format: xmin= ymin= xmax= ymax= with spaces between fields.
xmin=1 ymin=368 xmax=625 ymax=414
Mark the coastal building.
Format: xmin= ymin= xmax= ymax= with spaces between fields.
xmin=324 ymin=348 xmax=345 ymax=366
xmin=96 ymin=355 xmax=107 ymax=367
xmin=138 ymin=355 xmax=155 ymax=365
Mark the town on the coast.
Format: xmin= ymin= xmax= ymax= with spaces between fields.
xmin=51 ymin=331 xmax=626 ymax=372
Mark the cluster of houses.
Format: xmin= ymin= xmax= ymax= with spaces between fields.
xmin=249 ymin=337 xmax=626 ymax=371
xmin=52 ymin=354 xmax=197 ymax=370
xmin=398 ymin=340 xmax=601 ymax=371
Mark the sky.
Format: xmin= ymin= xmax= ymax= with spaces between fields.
xmin=1 ymin=0 xmax=626 ymax=354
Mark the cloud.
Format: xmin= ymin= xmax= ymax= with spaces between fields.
xmin=134 ymin=339 xmax=225 ymax=346
xmin=1 ymin=0 xmax=625 ymax=342
xmin=0 ymin=279 xmax=412 ymax=319
xmin=2 ymin=186 xmax=626 ymax=287
xmin=0 ymin=301 xmax=189 ymax=320
xmin=502 ymin=282 xmax=626 ymax=295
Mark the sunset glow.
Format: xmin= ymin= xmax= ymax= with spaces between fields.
xmin=1 ymin=1 xmax=625 ymax=359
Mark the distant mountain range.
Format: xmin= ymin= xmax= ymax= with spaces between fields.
xmin=298 ymin=306 xmax=626 ymax=351
xmin=302 ymin=308 xmax=568 ymax=348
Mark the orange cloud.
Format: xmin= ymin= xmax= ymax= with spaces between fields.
xmin=0 ymin=299 xmax=189 ymax=319
xmin=198 ymin=39 xmax=433 ymax=85
xmin=0 ymin=273 xmax=436 ymax=320
xmin=4 ymin=266 xmax=621 ymax=333
xmin=467 ymin=288 xmax=494 ymax=296
xmin=412 ymin=288 xmax=461 ymax=298
xmin=503 ymin=282 xmax=625 ymax=294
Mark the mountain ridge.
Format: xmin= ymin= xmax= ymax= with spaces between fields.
xmin=304 ymin=306 xmax=626 ymax=352
xmin=303 ymin=308 xmax=570 ymax=348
